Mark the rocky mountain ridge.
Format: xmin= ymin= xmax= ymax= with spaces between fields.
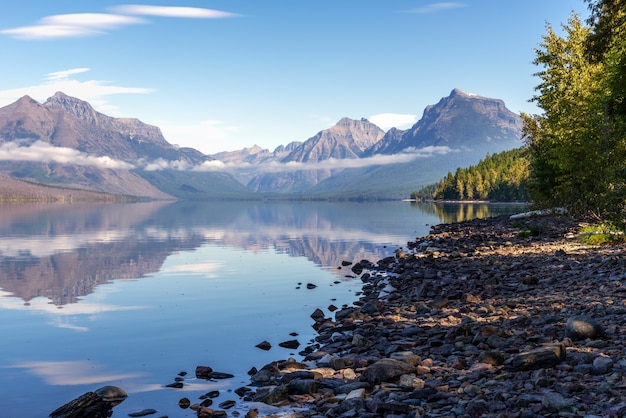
xmin=0 ymin=88 xmax=523 ymax=200
xmin=0 ymin=92 xmax=246 ymax=199
xmin=219 ymin=89 xmax=524 ymax=195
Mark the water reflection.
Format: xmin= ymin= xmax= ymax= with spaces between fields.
xmin=0 ymin=200 xmax=528 ymax=417
xmin=414 ymin=201 xmax=529 ymax=224
xmin=0 ymin=201 xmax=527 ymax=308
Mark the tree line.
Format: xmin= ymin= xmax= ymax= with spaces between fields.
xmin=522 ymin=0 xmax=626 ymax=228
xmin=411 ymin=148 xmax=530 ymax=202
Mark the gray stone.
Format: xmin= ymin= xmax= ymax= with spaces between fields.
xmin=252 ymin=385 xmax=289 ymax=404
xmin=566 ymin=316 xmax=605 ymax=341
xmin=508 ymin=343 xmax=565 ymax=371
xmin=541 ymin=392 xmax=573 ymax=412
xmin=360 ymin=358 xmax=415 ymax=385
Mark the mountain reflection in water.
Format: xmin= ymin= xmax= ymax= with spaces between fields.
xmin=0 ymin=201 xmax=528 ymax=308
xmin=0 ymin=200 xmax=528 ymax=417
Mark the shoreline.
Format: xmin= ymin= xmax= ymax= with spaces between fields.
xmin=53 ymin=212 xmax=626 ymax=417
xmin=227 ymin=213 xmax=626 ymax=418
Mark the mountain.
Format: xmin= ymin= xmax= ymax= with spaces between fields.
xmin=367 ymin=88 xmax=523 ymax=156
xmin=0 ymin=92 xmax=248 ymax=199
xmin=0 ymin=89 xmax=524 ymax=201
xmin=304 ymin=89 xmax=525 ymax=198
xmin=219 ymin=89 xmax=523 ymax=197
xmin=246 ymin=117 xmax=385 ymax=192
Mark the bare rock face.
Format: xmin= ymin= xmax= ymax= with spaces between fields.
xmin=247 ymin=117 xmax=385 ymax=193
xmin=368 ymin=88 xmax=523 ymax=156
xmin=0 ymin=92 xmax=248 ymax=199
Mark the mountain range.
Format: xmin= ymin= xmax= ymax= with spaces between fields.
xmin=0 ymin=88 xmax=523 ymax=200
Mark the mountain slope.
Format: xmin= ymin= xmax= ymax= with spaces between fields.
xmin=282 ymin=117 xmax=384 ymax=163
xmin=247 ymin=118 xmax=385 ymax=192
xmin=367 ymin=88 xmax=523 ymax=156
xmin=0 ymin=92 xmax=248 ymax=199
xmin=243 ymin=89 xmax=523 ymax=196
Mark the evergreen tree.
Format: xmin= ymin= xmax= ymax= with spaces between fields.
xmin=523 ymin=6 xmax=626 ymax=227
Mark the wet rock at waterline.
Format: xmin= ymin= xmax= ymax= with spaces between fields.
xmin=195 ymin=365 xmax=234 ymax=380
xmin=255 ymin=340 xmax=272 ymax=351
xmin=49 ymin=385 xmax=127 ymax=418
xmin=278 ymin=339 xmax=300 ymax=349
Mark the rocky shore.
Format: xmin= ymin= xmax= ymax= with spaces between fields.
xmin=53 ymin=213 xmax=626 ymax=418
xmin=222 ymin=213 xmax=626 ymax=418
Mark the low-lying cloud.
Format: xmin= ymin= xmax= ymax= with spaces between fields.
xmin=0 ymin=140 xmax=452 ymax=174
xmin=192 ymin=146 xmax=453 ymax=173
xmin=0 ymin=141 xmax=135 ymax=169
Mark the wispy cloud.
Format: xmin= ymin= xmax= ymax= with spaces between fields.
xmin=0 ymin=68 xmax=152 ymax=115
xmin=369 ymin=113 xmax=417 ymax=130
xmin=110 ymin=5 xmax=240 ymax=19
xmin=45 ymin=68 xmax=90 ymax=81
xmin=1 ymin=13 xmax=146 ymax=40
xmin=1 ymin=4 xmax=239 ymax=40
xmin=405 ymin=2 xmax=466 ymax=14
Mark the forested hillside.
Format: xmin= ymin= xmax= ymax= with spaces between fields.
xmin=412 ymin=148 xmax=530 ymax=201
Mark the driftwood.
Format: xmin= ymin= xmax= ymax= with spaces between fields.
xmin=49 ymin=386 xmax=127 ymax=418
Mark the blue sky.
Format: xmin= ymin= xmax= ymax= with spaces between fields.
xmin=0 ymin=1 xmax=588 ymax=155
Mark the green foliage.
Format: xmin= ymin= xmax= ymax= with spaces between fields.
xmin=410 ymin=183 xmax=437 ymax=201
xmin=524 ymin=5 xmax=626 ymax=229
xmin=413 ymin=148 xmax=530 ymax=202
xmin=516 ymin=223 xmax=545 ymax=239
xmin=578 ymin=223 xmax=626 ymax=245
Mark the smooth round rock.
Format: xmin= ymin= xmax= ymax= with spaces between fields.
xmin=566 ymin=316 xmax=605 ymax=341
xmin=94 ymin=385 xmax=127 ymax=401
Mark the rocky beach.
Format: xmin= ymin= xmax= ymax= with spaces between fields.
xmin=53 ymin=212 xmax=626 ymax=418
xmin=232 ymin=212 xmax=626 ymax=418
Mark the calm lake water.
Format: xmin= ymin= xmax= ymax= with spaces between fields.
xmin=0 ymin=200 xmax=527 ymax=417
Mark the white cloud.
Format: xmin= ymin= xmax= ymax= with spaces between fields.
xmin=369 ymin=113 xmax=417 ymax=130
xmin=45 ymin=68 xmax=90 ymax=81
xmin=142 ymin=158 xmax=193 ymax=171
xmin=405 ymin=2 xmax=466 ymax=14
xmin=1 ymin=5 xmax=239 ymax=40
xmin=0 ymin=68 xmax=153 ymax=115
xmin=0 ymin=13 xmax=145 ymax=40
xmin=0 ymin=141 xmax=136 ymax=170
xmin=194 ymin=146 xmax=453 ymax=173
xmin=111 ymin=5 xmax=240 ymax=19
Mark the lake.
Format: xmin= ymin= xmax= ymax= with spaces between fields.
xmin=0 ymin=200 xmax=527 ymax=417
